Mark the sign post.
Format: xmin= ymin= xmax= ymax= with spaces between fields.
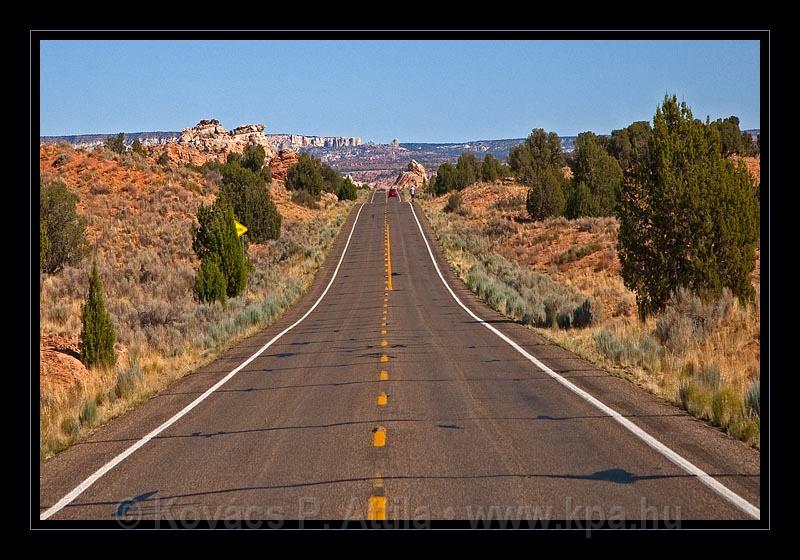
xmin=234 ymin=220 xmax=248 ymax=257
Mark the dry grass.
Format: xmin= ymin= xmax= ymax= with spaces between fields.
xmin=39 ymin=143 xmax=360 ymax=459
xmin=421 ymin=181 xmax=760 ymax=447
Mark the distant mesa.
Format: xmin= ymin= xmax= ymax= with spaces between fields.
xmin=39 ymin=118 xmax=362 ymax=156
xmin=394 ymin=159 xmax=427 ymax=189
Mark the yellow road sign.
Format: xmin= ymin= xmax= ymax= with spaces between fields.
xmin=234 ymin=220 xmax=248 ymax=237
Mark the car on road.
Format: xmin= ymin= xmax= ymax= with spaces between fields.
xmin=388 ymin=186 xmax=398 ymax=198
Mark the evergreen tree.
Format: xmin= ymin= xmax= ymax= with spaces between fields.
xmin=618 ymin=95 xmax=759 ymax=318
xmin=286 ymin=153 xmax=325 ymax=197
xmin=321 ymin=162 xmax=343 ymax=194
xmin=219 ymin=163 xmax=281 ymax=243
xmin=711 ymin=116 xmax=745 ymax=157
xmin=195 ymin=253 xmax=227 ymax=306
xmin=193 ymin=194 xmax=249 ymax=299
xmin=430 ymin=163 xmax=456 ymax=195
xmin=526 ymin=166 xmax=566 ymax=220
xmin=565 ymin=181 xmax=595 ymax=219
xmin=105 ymin=133 xmax=126 ymax=154
xmin=80 ymin=259 xmax=116 ymax=368
xmin=455 ymin=152 xmax=480 ymax=189
xmin=480 ymin=154 xmax=502 ymax=182
xmin=606 ymin=121 xmax=652 ymax=171
xmin=240 ymin=144 xmax=267 ymax=174
xmin=509 ymin=128 xmax=564 ymax=183
xmin=571 ymin=132 xmax=623 ymax=216
xmin=40 ymin=180 xmax=89 ymax=273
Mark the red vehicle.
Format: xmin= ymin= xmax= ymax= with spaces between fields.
xmin=388 ymin=186 xmax=398 ymax=198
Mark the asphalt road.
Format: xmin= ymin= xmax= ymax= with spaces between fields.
xmin=39 ymin=191 xmax=760 ymax=523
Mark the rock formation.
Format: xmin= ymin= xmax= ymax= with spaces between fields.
xmin=178 ymin=119 xmax=277 ymax=161
xmin=149 ymin=142 xmax=210 ymax=166
xmin=269 ymin=149 xmax=301 ymax=181
xmin=393 ymin=159 xmax=427 ymax=189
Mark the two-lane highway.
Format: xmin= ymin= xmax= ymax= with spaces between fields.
xmin=39 ymin=190 xmax=760 ymax=522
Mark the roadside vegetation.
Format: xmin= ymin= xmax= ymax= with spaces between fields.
xmin=39 ymin=142 xmax=359 ymax=459
xmin=286 ymin=152 xmax=358 ymax=202
xmin=422 ymin=95 xmax=760 ymax=446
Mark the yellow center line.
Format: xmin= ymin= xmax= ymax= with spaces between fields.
xmin=379 ymin=370 xmax=389 ymax=381
xmin=380 ymin=354 xmax=388 ymax=363
xmin=376 ymin=392 xmax=388 ymax=406
xmin=367 ymin=496 xmax=387 ymax=521
xmin=380 ymin=339 xmax=388 ymax=348
xmin=385 ymin=222 xmax=392 ymax=291
xmin=373 ymin=426 xmax=386 ymax=447
xmin=381 ymin=329 xmax=387 ymax=336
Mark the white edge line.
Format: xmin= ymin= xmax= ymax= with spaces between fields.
xmin=40 ymin=203 xmax=367 ymax=521
xmin=407 ymin=202 xmax=760 ymax=520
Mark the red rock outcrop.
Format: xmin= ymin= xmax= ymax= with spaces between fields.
xmin=269 ymin=149 xmax=300 ymax=181
xmin=394 ymin=159 xmax=427 ymax=189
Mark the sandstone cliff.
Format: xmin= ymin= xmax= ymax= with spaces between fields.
xmin=177 ymin=119 xmax=278 ymax=161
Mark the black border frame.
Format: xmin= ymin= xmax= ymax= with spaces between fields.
xmin=24 ymin=19 xmax=784 ymax=544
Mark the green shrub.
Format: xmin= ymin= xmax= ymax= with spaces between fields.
xmin=711 ymin=386 xmax=741 ymax=428
xmin=555 ymin=243 xmax=602 ymax=265
xmin=744 ymin=380 xmax=760 ymax=418
xmin=40 ymin=180 xmax=89 ymax=273
xmin=444 ymin=191 xmax=463 ymax=213
xmin=114 ymin=357 xmax=144 ymax=398
xmin=79 ymin=399 xmax=98 ymax=427
xmin=697 ymin=363 xmax=721 ymax=392
xmin=337 ymin=177 xmax=358 ymax=201
xmin=39 ymin=221 xmax=49 ymax=272
xmin=637 ymin=335 xmax=661 ymax=371
xmin=595 ymin=329 xmax=624 ymax=360
xmin=572 ymin=299 xmax=594 ymax=328
xmin=291 ymin=189 xmax=320 ymax=209
xmin=131 ymin=139 xmax=147 ymax=156
xmin=61 ymin=417 xmax=80 ymax=436
xmin=156 ymin=152 xmax=170 ymax=167
xmin=80 ymin=260 xmax=117 ymax=368
xmin=653 ymin=288 xmax=734 ymax=354
xmin=492 ymin=194 xmax=526 ymax=211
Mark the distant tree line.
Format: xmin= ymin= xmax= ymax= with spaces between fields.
xmin=429 ymin=153 xmax=511 ymax=196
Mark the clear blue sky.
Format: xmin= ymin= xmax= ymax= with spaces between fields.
xmin=40 ymin=40 xmax=760 ymax=143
